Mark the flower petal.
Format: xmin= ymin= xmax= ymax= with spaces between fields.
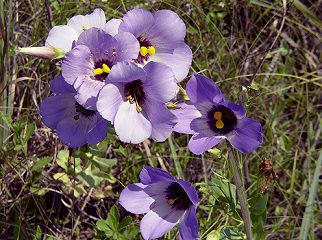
xmin=67 ymin=8 xmax=106 ymax=34
xmin=86 ymin=118 xmax=109 ymax=145
xmin=104 ymin=18 xmax=122 ymax=36
xmin=139 ymin=166 xmax=175 ymax=185
xmin=96 ymin=83 xmax=124 ymax=122
xmin=55 ymin=117 xmax=89 ymax=148
xmin=39 ymin=94 xmax=75 ymax=129
xmin=114 ymin=101 xmax=152 ymax=144
xmin=77 ymin=28 xmax=118 ymax=63
xmin=108 ymin=61 xmax=146 ymax=83
xmin=172 ymin=103 xmax=202 ymax=134
xmin=150 ymin=43 xmax=192 ymax=82
xmin=179 ymin=206 xmax=199 ymax=240
xmin=176 ymin=179 xmax=198 ymax=204
xmin=188 ymin=134 xmax=222 ymax=155
xmin=45 ymin=25 xmax=79 ymax=53
xmin=119 ymin=8 xmax=154 ymax=37
xmin=74 ymin=79 xmax=105 ymax=110
xmin=140 ymin=203 xmax=184 ymax=240
xmin=228 ymin=117 xmax=263 ymax=154
xmin=148 ymin=10 xmax=186 ymax=49
xmin=114 ymin=32 xmax=140 ymax=62
xmin=187 ymin=74 xmax=224 ymax=104
xmin=119 ymin=183 xmax=155 ymax=214
xmin=50 ymin=75 xmax=76 ymax=94
xmin=221 ymin=99 xmax=245 ymax=119
xmin=143 ymin=62 xmax=177 ymax=103
xmin=143 ymin=100 xmax=176 ymax=142
xmin=61 ymin=45 xmax=94 ymax=86
xmin=190 ymin=116 xmax=216 ymax=137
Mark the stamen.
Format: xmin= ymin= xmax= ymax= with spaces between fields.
xmin=214 ymin=111 xmax=222 ymax=120
xmin=216 ymin=120 xmax=224 ymax=129
xmin=140 ymin=46 xmax=148 ymax=56
xmin=102 ymin=63 xmax=111 ymax=73
xmin=93 ymin=68 xmax=103 ymax=75
xmin=147 ymin=46 xmax=156 ymax=55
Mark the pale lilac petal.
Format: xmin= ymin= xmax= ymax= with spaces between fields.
xmin=45 ymin=25 xmax=79 ymax=52
xmin=172 ymin=103 xmax=202 ymax=134
xmin=148 ymin=10 xmax=186 ymax=49
xmin=188 ymin=134 xmax=223 ymax=155
xmin=108 ymin=61 xmax=146 ymax=83
xmin=67 ymin=8 xmax=106 ymax=34
xmin=104 ymin=18 xmax=122 ymax=36
xmin=114 ymin=101 xmax=152 ymax=144
xmin=228 ymin=117 xmax=263 ymax=154
xmin=86 ymin=118 xmax=108 ymax=144
xmin=50 ymin=75 xmax=76 ymax=94
xmin=119 ymin=183 xmax=154 ymax=214
xmin=176 ymin=180 xmax=198 ymax=204
xmin=187 ymin=74 xmax=224 ymax=104
xmin=150 ymin=43 xmax=192 ymax=82
xmin=179 ymin=206 xmax=199 ymax=240
xmin=143 ymin=62 xmax=177 ymax=103
xmin=139 ymin=166 xmax=175 ymax=184
xmin=77 ymin=28 xmax=118 ymax=63
xmin=61 ymin=45 xmax=94 ymax=85
xmin=74 ymin=80 xmax=106 ymax=110
xmin=114 ymin=32 xmax=140 ymax=61
xmin=39 ymin=94 xmax=75 ymax=129
xmin=119 ymin=8 xmax=154 ymax=37
xmin=140 ymin=203 xmax=184 ymax=240
xmin=96 ymin=83 xmax=124 ymax=122
xmin=143 ymin=100 xmax=176 ymax=142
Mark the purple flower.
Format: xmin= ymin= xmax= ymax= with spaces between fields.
xmin=46 ymin=8 xmax=121 ymax=53
xmin=39 ymin=75 xmax=108 ymax=148
xmin=118 ymin=8 xmax=192 ymax=82
xmin=61 ymin=28 xmax=139 ymax=110
xmin=96 ymin=61 xmax=178 ymax=144
xmin=119 ymin=166 xmax=199 ymax=240
xmin=173 ymin=74 xmax=263 ymax=155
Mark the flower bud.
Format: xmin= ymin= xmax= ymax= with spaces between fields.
xmin=18 ymin=46 xmax=65 ymax=59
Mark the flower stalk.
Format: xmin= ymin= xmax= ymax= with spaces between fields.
xmin=229 ymin=148 xmax=252 ymax=240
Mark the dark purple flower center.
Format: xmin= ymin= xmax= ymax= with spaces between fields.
xmin=165 ymin=182 xmax=192 ymax=210
xmin=74 ymin=102 xmax=96 ymax=120
xmin=207 ymin=105 xmax=237 ymax=135
xmin=93 ymin=59 xmax=113 ymax=81
xmin=124 ymin=80 xmax=145 ymax=112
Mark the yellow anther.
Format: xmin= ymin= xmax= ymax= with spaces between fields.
xmin=147 ymin=46 xmax=156 ymax=55
xmin=82 ymin=25 xmax=90 ymax=30
xmin=140 ymin=46 xmax=148 ymax=56
xmin=216 ymin=120 xmax=224 ymax=129
xmin=93 ymin=68 xmax=103 ymax=75
xmin=102 ymin=64 xmax=111 ymax=73
xmin=214 ymin=111 xmax=222 ymax=120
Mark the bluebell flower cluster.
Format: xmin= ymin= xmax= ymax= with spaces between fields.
xmin=21 ymin=8 xmax=265 ymax=240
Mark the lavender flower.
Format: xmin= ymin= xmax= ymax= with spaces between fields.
xmin=96 ymin=61 xmax=178 ymax=144
xmin=118 ymin=8 xmax=192 ymax=82
xmin=39 ymin=75 xmax=108 ymax=148
xmin=173 ymin=74 xmax=263 ymax=155
xmin=119 ymin=166 xmax=199 ymax=240
xmin=46 ymin=8 xmax=121 ymax=53
xmin=61 ymin=28 xmax=139 ymax=110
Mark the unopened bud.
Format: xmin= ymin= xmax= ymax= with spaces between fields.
xmin=18 ymin=46 xmax=65 ymax=59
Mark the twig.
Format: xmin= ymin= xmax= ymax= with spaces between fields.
xmin=156 ymin=153 xmax=167 ymax=171
xmin=143 ymin=139 xmax=154 ymax=166
xmin=72 ymin=188 xmax=94 ymax=235
xmin=229 ymin=149 xmax=252 ymax=240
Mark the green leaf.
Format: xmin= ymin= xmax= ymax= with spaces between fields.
xmin=30 ymin=185 xmax=47 ymax=196
xmin=34 ymin=225 xmax=42 ymax=240
xmin=32 ymin=156 xmax=52 ymax=173
xmin=91 ymin=156 xmax=117 ymax=172
xmin=118 ymin=216 xmax=132 ymax=231
xmin=249 ymin=194 xmax=268 ymax=215
xmin=106 ymin=205 xmax=120 ymax=231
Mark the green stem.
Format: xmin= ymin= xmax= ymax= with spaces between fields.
xmin=230 ymin=149 xmax=252 ymax=240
